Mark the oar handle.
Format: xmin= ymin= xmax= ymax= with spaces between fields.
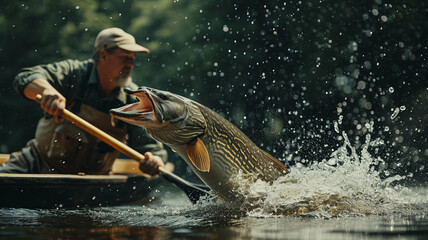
xmin=34 ymin=94 xmax=171 ymax=175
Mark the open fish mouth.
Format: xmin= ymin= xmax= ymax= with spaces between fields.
xmin=109 ymin=88 xmax=163 ymax=123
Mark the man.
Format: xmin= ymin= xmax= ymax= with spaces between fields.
xmin=0 ymin=27 xmax=166 ymax=175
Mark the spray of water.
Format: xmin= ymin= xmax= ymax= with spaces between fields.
xmin=222 ymin=122 xmax=426 ymax=218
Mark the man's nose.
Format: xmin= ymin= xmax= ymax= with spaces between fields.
xmin=126 ymin=59 xmax=134 ymax=67
xmin=123 ymin=57 xmax=134 ymax=67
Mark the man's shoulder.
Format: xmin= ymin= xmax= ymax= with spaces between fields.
xmin=58 ymin=59 xmax=94 ymax=69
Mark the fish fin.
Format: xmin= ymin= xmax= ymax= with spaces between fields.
xmin=264 ymin=152 xmax=289 ymax=173
xmin=186 ymin=138 xmax=210 ymax=172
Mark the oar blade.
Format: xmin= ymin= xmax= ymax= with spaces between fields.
xmin=161 ymin=172 xmax=212 ymax=204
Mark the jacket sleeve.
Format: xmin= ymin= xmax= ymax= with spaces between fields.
xmin=127 ymin=125 xmax=168 ymax=163
xmin=13 ymin=59 xmax=86 ymax=100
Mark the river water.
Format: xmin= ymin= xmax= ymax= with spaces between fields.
xmin=0 ymin=185 xmax=426 ymax=240
xmin=1 ymin=132 xmax=427 ymax=239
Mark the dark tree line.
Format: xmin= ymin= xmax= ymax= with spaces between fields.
xmin=0 ymin=0 xmax=426 ymax=183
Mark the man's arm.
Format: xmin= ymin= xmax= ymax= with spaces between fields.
xmin=127 ymin=125 xmax=168 ymax=175
xmin=14 ymin=60 xmax=88 ymax=122
xmin=23 ymin=79 xmax=66 ymax=123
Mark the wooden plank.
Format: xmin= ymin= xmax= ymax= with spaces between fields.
xmin=112 ymin=158 xmax=145 ymax=175
xmin=0 ymin=155 xmax=171 ymax=175
xmin=0 ymin=154 xmax=9 ymax=164
xmin=0 ymin=154 xmax=139 ymax=173
xmin=0 ymin=154 xmax=173 ymax=177
xmin=0 ymin=173 xmax=129 ymax=183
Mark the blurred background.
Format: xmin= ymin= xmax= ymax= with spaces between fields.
xmin=0 ymin=0 xmax=426 ymax=184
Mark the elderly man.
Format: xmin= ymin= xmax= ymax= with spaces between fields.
xmin=0 ymin=27 xmax=166 ymax=175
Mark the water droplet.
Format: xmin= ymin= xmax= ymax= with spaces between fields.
xmin=338 ymin=115 xmax=343 ymax=125
xmin=390 ymin=107 xmax=400 ymax=119
xmin=334 ymin=121 xmax=340 ymax=133
xmin=388 ymin=87 xmax=394 ymax=93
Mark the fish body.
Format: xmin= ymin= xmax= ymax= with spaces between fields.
xmin=110 ymin=87 xmax=288 ymax=201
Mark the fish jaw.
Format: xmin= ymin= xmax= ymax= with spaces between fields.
xmin=109 ymin=88 xmax=163 ymax=129
xmin=110 ymin=87 xmax=206 ymax=145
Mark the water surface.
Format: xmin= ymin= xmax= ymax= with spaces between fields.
xmin=1 ymin=132 xmax=427 ymax=239
xmin=0 ymin=181 xmax=427 ymax=240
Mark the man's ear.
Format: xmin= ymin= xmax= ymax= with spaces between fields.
xmin=99 ymin=50 xmax=107 ymax=61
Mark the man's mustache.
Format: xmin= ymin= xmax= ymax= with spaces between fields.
xmin=120 ymin=67 xmax=132 ymax=74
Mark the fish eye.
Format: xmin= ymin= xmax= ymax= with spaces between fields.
xmin=158 ymin=93 xmax=168 ymax=100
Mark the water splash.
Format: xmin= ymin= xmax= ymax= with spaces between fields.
xmin=227 ymin=125 xmax=425 ymax=218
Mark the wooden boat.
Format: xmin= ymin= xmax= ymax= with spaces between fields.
xmin=0 ymin=154 xmax=167 ymax=208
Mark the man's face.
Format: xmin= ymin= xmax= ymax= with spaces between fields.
xmin=103 ymin=48 xmax=136 ymax=87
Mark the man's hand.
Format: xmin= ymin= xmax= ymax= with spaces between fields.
xmin=139 ymin=152 xmax=165 ymax=176
xmin=40 ymin=88 xmax=66 ymax=123
xmin=23 ymin=79 xmax=66 ymax=123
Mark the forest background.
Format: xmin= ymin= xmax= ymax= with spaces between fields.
xmin=0 ymin=0 xmax=426 ymax=183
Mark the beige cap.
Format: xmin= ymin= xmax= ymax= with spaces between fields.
xmin=94 ymin=27 xmax=150 ymax=54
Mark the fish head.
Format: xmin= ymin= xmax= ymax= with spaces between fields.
xmin=109 ymin=87 xmax=206 ymax=146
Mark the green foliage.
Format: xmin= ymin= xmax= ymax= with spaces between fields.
xmin=0 ymin=0 xmax=427 ymax=181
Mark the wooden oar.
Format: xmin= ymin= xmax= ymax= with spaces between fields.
xmin=35 ymin=94 xmax=211 ymax=203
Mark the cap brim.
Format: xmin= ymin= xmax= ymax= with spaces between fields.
xmin=118 ymin=44 xmax=150 ymax=54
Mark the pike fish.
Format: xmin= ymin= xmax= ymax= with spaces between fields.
xmin=110 ymin=87 xmax=288 ymax=201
